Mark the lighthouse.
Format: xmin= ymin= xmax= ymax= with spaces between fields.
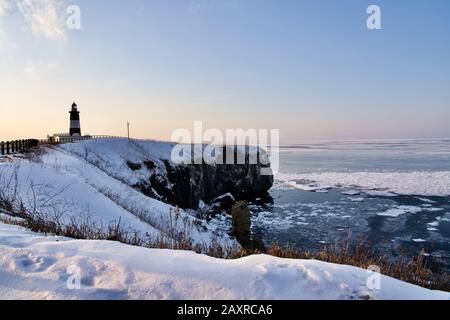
xmin=69 ymin=102 xmax=81 ymax=136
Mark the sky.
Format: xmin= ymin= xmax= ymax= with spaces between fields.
xmin=0 ymin=0 xmax=449 ymax=143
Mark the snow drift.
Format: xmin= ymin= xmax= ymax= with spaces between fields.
xmin=0 ymin=222 xmax=448 ymax=300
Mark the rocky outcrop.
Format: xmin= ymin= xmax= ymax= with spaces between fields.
xmin=136 ymin=148 xmax=274 ymax=210
xmin=231 ymin=201 xmax=252 ymax=246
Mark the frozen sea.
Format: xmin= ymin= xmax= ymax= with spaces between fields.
xmin=250 ymin=140 xmax=450 ymax=271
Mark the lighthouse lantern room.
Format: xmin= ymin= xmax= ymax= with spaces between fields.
xmin=69 ymin=102 xmax=81 ymax=136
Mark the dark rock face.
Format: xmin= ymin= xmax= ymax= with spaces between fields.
xmin=205 ymin=193 xmax=236 ymax=216
xmin=163 ymin=162 xmax=273 ymax=209
xmin=135 ymin=149 xmax=274 ymax=210
xmin=126 ymin=161 xmax=142 ymax=171
xmin=209 ymin=193 xmax=236 ymax=211
xmin=143 ymin=160 xmax=156 ymax=170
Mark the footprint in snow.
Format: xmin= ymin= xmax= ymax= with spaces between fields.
xmin=14 ymin=253 xmax=56 ymax=273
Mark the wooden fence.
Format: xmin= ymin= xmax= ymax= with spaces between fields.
xmin=1 ymin=135 xmax=129 ymax=156
xmin=0 ymin=139 xmax=39 ymax=156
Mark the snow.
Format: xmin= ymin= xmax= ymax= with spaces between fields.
xmin=349 ymin=197 xmax=365 ymax=202
xmin=364 ymin=190 xmax=398 ymax=197
xmin=0 ymin=143 xmax=236 ymax=247
xmin=342 ymin=190 xmax=360 ymax=196
xmin=59 ymin=139 xmax=177 ymax=186
xmin=0 ymin=158 xmax=160 ymax=238
xmin=2 ymin=140 xmax=449 ymax=300
xmin=377 ymin=206 xmax=422 ymax=218
xmin=276 ymin=171 xmax=450 ymax=196
xmin=0 ymin=222 xmax=448 ymax=300
xmin=281 ymin=181 xmax=333 ymax=193
xmin=59 ymin=138 xmax=268 ymax=187
xmin=417 ymin=197 xmax=437 ymax=204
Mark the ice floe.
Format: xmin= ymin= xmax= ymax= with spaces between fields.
xmin=377 ymin=206 xmax=422 ymax=218
xmin=342 ymin=190 xmax=361 ymax=196
xmin=427 ymin=221 xmax=440 ymax=227
xmin=416 ymin=197 xmax=437 ymax=203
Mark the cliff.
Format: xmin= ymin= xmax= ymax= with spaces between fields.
xmin=60 ymin=139 xmax=273 ymax=209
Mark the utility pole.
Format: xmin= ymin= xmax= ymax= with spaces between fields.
xmin=127 ymin=122 xmax=130 ymax=140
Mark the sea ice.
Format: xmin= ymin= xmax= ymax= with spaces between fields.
xmin=417 ymin=197 xmax=437 ymax=204
xmin=276 ymin=171 xmax=450 ymax=196
xmin=377 ymin=206 xmax=422 ymax=218
xmin=349 ymin=197 xmax=365 ymax=202
xmin=342 ymin=190 xmax=361 ymax=196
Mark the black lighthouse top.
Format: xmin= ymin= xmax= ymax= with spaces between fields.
xmin=69 ymin=102 xmax=81 ymax=136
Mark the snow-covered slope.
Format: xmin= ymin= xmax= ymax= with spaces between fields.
xmin=0 ymin=146 xmax=235 ymax=246
xmin=60 ymin=138 xmax=176 ymax=186
xmin=0 ymin=222 xmax=448 ymax=300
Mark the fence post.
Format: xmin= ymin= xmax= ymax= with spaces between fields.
xmin=6 ymin=141 xmax=10 ymax=154
xmin=1 ymin=141 xmax=4 ymax=155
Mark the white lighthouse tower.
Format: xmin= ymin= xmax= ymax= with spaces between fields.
xmin=69 ymin=102 xmax=81 ymax=136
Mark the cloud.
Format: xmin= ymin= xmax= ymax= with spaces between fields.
xmin=24 ymin=60 xmax=58 ymax=80
xmin=0 ymin=0 xmax=69 ymax=45
xmin=17 ymin=0 xmax=67 ymax=41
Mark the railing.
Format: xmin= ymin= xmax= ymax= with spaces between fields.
xmin=0 ymin=139 xmax=39 ymax=156
xmin=40 ymin=134 xmax=128 ymax=145
xmin=1 ymin=135 xmax=130 ymax=156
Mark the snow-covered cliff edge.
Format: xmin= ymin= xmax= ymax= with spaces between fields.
xmin=60 ymin=139 xmax=273 ymax=209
